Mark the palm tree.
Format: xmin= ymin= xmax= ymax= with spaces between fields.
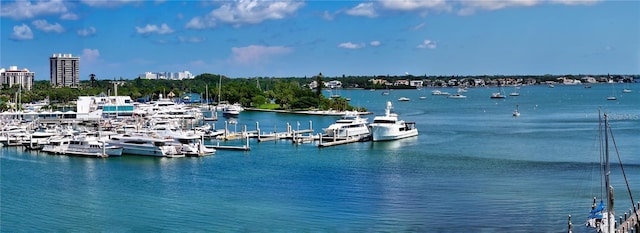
xmin=89 ymin=74 xmax=96 ymax=87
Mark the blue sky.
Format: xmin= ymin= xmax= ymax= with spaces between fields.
xmin=1 ymin=0 xmax=638 ymax=80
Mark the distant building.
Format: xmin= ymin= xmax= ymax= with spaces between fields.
xmin=325 ymin=80 xmax=342 ymax=89
xmin=139 ymin=71 xmax=194 ymax=80
xmin=50 ymin=53 xmax=80 ymax=87
xmin=394 ymin=79 xmax=410 ymax=86
xmin=409 ymin=80 xmax=423 ymax=88
xmin=0 ymin=66 xmax=35 ymax=90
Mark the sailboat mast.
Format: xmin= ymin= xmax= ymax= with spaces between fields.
xmin=604 ymin=113 xmax=615 ymax=233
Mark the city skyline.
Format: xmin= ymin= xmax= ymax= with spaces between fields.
xmin=1 ymin=0 xmax=639 ymax=81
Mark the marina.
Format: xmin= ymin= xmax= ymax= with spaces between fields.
xmin=1 ymin=84 xmax=639 ymax=232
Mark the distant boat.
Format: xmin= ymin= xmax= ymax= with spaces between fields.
xmin=512 ymin=104 xmax=520 ymax=117
xmin=447 ymin=93 xmax=467 ymax=99
xmin=491 ymin=86 xmax=506 ymax=99
xmin=398 ymin=97 xmax=410 ymax=102
xmin=432 ymin=90 xmax=450 ymax=96
xmin=622 ymin=83 xmax=632 ymax=93
xmin=509 ymin=86 xmax=520 ymax=96
xmin=606 ymin=82 xmax=617 ymax=100
xmin=548 ymin=84 xmax=555 ymax=88
xmin=419 ymin=96 xmax=427 ymax=100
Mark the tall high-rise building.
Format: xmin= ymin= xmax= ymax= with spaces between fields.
xmin=50 ymin=53 xmax=80 ymax=87
xmin=0 ymin=66 xmax=35 ymax=91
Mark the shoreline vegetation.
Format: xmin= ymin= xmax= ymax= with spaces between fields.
xmin=1 ymin=73 xmax=637 ymax=112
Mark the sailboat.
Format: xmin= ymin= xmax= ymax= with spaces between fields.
xmin=622 ymin=82 xmax=632 ymax=93
xmin=607 ymin=83 xmax=617 ymax=100
xmin=490 ymin=85 xmax=506 ymax=99
xmin=568 ymin=113 xmax=639 ymax=233
xmin=509 ymin=86 xmax=520 ymax=96
xmin=512 ymin=104 xmax=520 ymax=117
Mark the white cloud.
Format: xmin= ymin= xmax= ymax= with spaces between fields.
xmin=32 ymin=20 xmax=65 ymax=33
xmin=550 ymin=0 xmax=600 ymax=5
xmin=10 ymin=24 xmax=34 ymax=41
xmin=178 ymin=36 xmax=206 ymax=43
xmin=77 ymin=26 xmax=96 ymax=37
xmin=60 ymin=12 xmax=79 ymax=20
xmin=458 ymin=0 xmax=541 ymax=15
xmin=80 ymin=0 xmax=137 ymax=8
xmin=417 ymin=39 xmax=437 ymax=49
xmin=186 ymin=0 xmax=303 ymax=29
xmin=135 ymin=23 xmax=174 ymax=35
xmin=185 ymin=17 xmax=216 ymax=29
xmin=346 ymin=3 xmax=378 ymax=18
xmin=411 ymin=22 xmax=426 ymax=31
xmin=231 ymin=45 xmax=293 ymax=64
xmin=0 ymin=0 xmax=69 ymax=20
xmin=322 ymin=10 xmax=336 ymax=20
xmin=379 ymin=0 xmax=450 ymax=11
xmin=338 ymin=42 xmax=365 ymax=49
xmin=81 ymin=48 xmax=100 ymax=63
xmin=370 ymin=41 xmax=381 ymax=47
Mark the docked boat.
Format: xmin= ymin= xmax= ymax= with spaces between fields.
xmin=222 ymin=103 xmax=243 ymax=117
xmin=568 ymin=112 xmax=639 ymax=233
xmin=369 ymin=101 xmax=418 ymax=142
xmin=108 ymin=133 xmax=183 ymax=157
xmin=432 ymin=90 xmax=450 ymax=96
xmin=42 ymin=135 xmax=123 ymax=157
xmin=323 ymin=111 xmax=370 ymax=139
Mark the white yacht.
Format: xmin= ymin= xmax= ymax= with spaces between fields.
xmin=222 ymin=103 xmax=243 ymax=117
xmin=323 ymin=111 xmax=370 ymax=139
xmin=369 ymin=101 xmax=418 ymax=142
xmin=108 ymin=133 xmax=183 ymax=157
xmin=152 ymin=125 xmax=216 ymax=156
xmin=42 ymin=135 xmax=123 ymax=157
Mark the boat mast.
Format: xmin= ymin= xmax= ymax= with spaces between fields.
xmin=604 ymin=113 xmax=614 ymax=233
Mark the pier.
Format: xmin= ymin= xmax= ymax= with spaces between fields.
xmin=617 ymin=202 xmax=640 ymax=233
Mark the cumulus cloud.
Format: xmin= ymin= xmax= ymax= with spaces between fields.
xmin=549 ymin=0 xmax=600 ymax=5
xmin=346 ymin=3 xmax=378 ymax=18
xmin=186 ymin=0 xmax=304 ymax=29
xmin=231 ymin=45 xmax=292 ymax=64
xmin=458 ymin=0 xmax=542 ymax=15
xmin=417 ymin=40 xmax=437 ymax=49
xmin=77 ymin=26 xmax=96 ymax=37
xmin=10 ymin=24 xmax=34 ymax=41
xmin=135 ymin=23 xmax=174 ymax=35
xmin=370 ymin=41 xmax=381 ymax=46
xmin=32 ymin=20 xmax=65 ymax=33
xmin=338 ymin=42 xmax=365 ymax=49
xmin=81 ymin=48 xmax=100 ymax=63
xmin=212 ymin=0 xmax=304 ymax=25
xmin=0 ymin=0 xmax=69 ymax=20
xmin=185 ymin=17 xmax=216 ymax=29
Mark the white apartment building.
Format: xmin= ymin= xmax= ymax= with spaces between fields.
xmin=50 ymin=53 xmax=80 ymax=87
xmin=0 ymin=66 xmax=35 ymax=91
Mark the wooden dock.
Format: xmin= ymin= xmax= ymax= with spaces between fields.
xmin=617 ymin=203 xmax=640 ymax=233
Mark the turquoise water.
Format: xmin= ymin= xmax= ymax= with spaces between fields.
xmin=2 ymin=84 xmax=639 ymax=232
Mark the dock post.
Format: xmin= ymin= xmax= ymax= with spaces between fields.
xmin=287 ymin=122 xmax=291 ymax=134
xmin=246 ymin=130 xmax=250 ymax=149
xmin=318 ymin=133 xmax=323 ymax=146
xmin=224 ymin=121 xmax=228 ymax=140
xmin=309 ymin=120 xmax=313 ymax=131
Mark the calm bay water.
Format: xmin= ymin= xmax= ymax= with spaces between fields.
xmin=2 ymin=83 xmax=639 ymax=232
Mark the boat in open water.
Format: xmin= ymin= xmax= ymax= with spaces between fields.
xmin=369 ymin=101 xmax=418 ymax=142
